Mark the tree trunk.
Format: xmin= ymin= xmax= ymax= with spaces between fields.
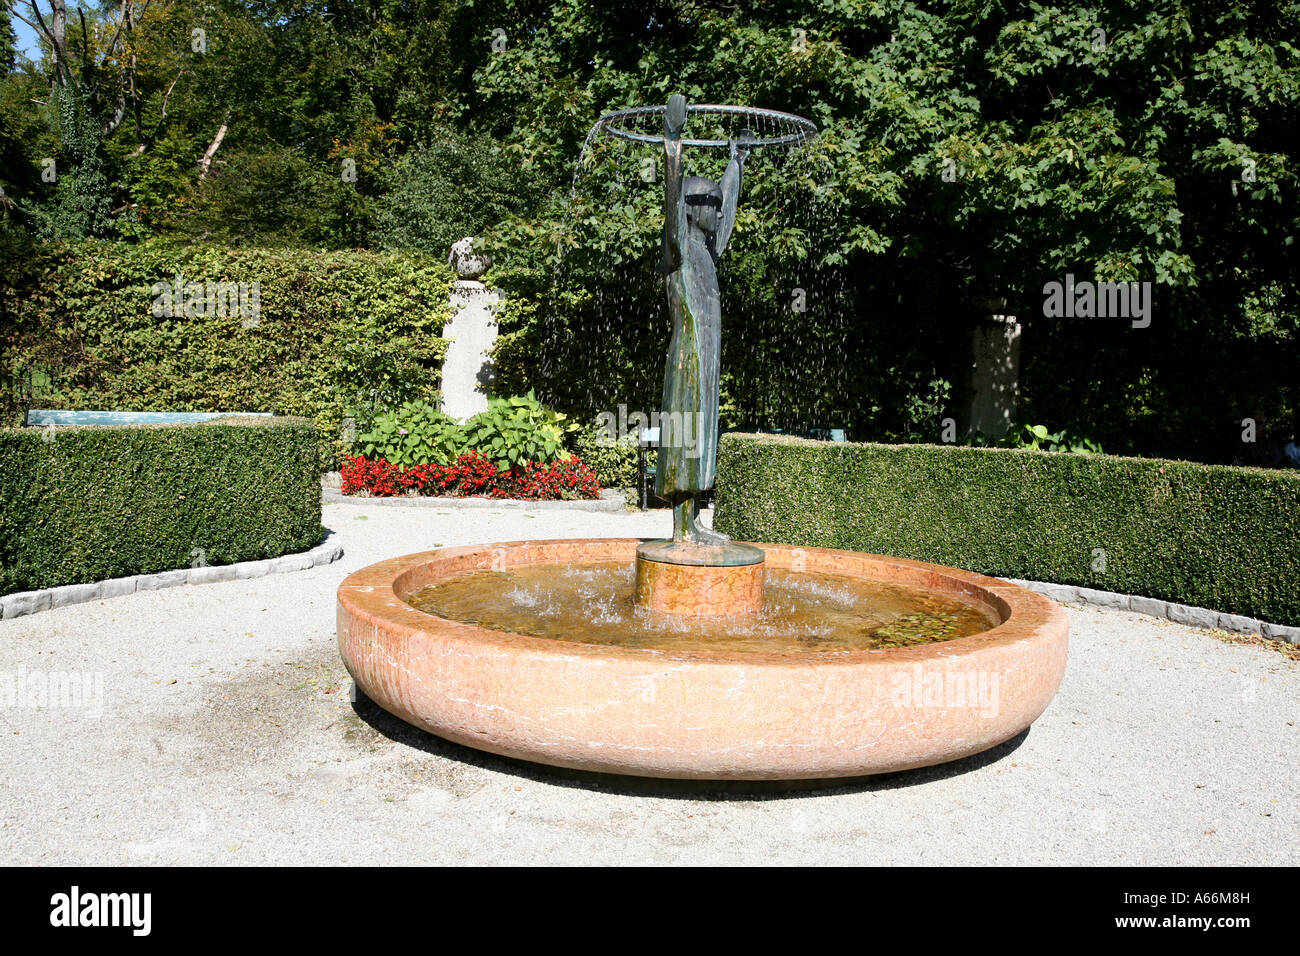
xmin=197 ymin=121 xmax=228 ymax=180
xmin=49 ymin=0 xmax=67 ymax=84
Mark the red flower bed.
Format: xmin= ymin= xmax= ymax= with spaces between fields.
xmin=341 ymin=450 xmax=602 ymax=501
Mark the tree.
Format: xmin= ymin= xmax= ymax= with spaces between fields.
xmin=461 ymin=0 xmax=1300 ymax=454
xmin=1 ymin=0 xmax=1294 ymax=459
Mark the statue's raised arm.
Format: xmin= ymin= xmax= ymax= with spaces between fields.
xmin=716 ymin=128 xmax=753 ymax=257
xmin=657 ymin=94 xmax=687 ymax=276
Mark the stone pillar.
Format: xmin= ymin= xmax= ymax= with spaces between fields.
xmin=965 ymin=298 xmax=1021 ymax=440
xmin=441 ymin=238 xmax=499 ymax=421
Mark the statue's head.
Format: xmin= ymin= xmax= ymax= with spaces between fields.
xmin=683 ymin=176 xmax=723 ymax=234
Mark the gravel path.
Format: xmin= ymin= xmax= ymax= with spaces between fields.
xmin=1 ymin=502 xmax=1295 ymax=865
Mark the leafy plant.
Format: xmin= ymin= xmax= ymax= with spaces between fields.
xmin=461 ymin=391 xmax=574 ymax=469
xmin=1016 ymin=424 xmax=1104 ymax=455
xmin=356 ymin=400 xmax=464 ymax=468
xmin=569 ymin=417 xmax=639 ymax=490
xmin=965 ymin=423 xmax=1105 ymax=454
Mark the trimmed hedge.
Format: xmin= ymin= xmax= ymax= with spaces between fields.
xmin=714 ymin=433 xmax=1300 ymax=626
xmin=0 ymin=417 xmax=324 ymax=595
xmin=0 ymin=239 xmax=453 ymax=465
xmin=569 ymin=423 xmax=639 ymax=491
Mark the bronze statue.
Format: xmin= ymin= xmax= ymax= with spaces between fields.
xmin=655 ymin=94 xmax=753 ymax=545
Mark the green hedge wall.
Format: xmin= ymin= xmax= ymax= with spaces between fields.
xmin=714 ymin=433 xmax=1300 ymax=626
xmin=568 ymin=422 xmax=639 ymax=491
xmin=0 ymin=417 xmax=324 ymax=595
xmin=0 ymin=239 xmax=453 ymax=465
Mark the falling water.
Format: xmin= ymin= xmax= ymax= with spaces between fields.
xmin=543 ymin=102 xmax=849 ymax=438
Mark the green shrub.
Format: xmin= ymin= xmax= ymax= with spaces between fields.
xmin=171 ymin=147 xmax=372 ymax=248
xmin=461 ymin=391 xmax=575 ymax=470
xmin=356 ymin=400 xmax=464 ymax=467
xmin=349 ymin=394 xmax=591 ymax=473
xmin=372 ymin=133 xmax=532 ymax=257
xmin=569 ymin=418 xmax=639 ymax=490
xmin=0 ymin=417 xmax=324 ymax=595
xmin=715 ymin=433 xmax=1300 ymax=626
xmin=0 ymin=239 xmax=453 ymax=466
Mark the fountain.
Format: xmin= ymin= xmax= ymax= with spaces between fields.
xmin=337 ymin=97 xmax=1067 ymax=781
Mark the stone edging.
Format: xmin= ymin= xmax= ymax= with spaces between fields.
xmin=322 ymin=487 xmax=628 ymax=513
xmin=1003 ymin=578 xmax=1300 ymax=644
xmin=0 ymin=532 xmax=344 ymax=620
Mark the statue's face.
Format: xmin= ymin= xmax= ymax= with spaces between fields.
xmin=685 ymin=194 xmax=722 ymax=234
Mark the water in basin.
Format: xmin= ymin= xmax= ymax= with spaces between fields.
xmin=408 ymin=561 xmax=998 ymax=654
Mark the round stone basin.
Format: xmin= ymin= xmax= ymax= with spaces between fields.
xmin=337 ymin=539 xmax=1068 ymax=781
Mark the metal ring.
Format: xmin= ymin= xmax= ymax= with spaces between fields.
xmin=596 ymin=104 xmax=818 ymax=148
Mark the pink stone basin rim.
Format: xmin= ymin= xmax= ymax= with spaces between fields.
xmin=336 ymin=539 xmax=1069 ymax=780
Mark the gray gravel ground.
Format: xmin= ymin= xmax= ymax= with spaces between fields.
xmin=1 ymin=502 xmax=1296 ymax=866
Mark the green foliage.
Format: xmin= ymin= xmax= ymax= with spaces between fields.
xmin=0 ymin=61 xmax=49 ymax=223
xmin=0 ymin=0 xmax=1296 ymax=461
xmin=33 ymin=85 xmax=115 ymax=239
xmin=898 ymin=377 xmax=953 ymax=444
xmin=372 ymin=132 xmax=532 ymax=256
xmin=351 ymin=393 xmax=590 ymax=471
xmin=357 ymin=400 xmax=464 ymax=467
xmin=0 ymin=16 xmax=15 ymax=73
xmin=1014 ymin=423 xmax=1104 ymax=454
xmin=174 ymin=148 xmax=372 ymax=248
xmin=965 ymin=421 xmax=1105 ymax=454
xmin=470 ymin=0 xmax=1298 ymax=454
xmin=569 ymin=417 xmax=639 ymax=490
xmin=715 ymin=433 xmax=1300 ymax=626
xmin=0 ymin=239 xmax=453 ymax=466
xmin=461 ymin=391 xmax=574 ymax=469
xmin=330 ymin=313 xmax=450 ymax=436
xmin=0 ymin=417 xmax=323 ymax=595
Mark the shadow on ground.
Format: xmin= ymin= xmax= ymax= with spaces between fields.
xmin=350 ymin=689 xmax=1029 ymax=801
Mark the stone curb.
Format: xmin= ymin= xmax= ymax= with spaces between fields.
xmin=0 ymin=532 xmax=344 ymax=621
xmin=1002 ymin=578 xmax=1300 ymax=645
xmin=322 ymin=487 xmax=628 ymax=513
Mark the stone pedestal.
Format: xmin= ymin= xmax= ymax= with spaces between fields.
xmin=440 ymin=279 xmax=499 ymax=422
xmin=634 ymin=540 xmax=765 ymax=616
xmin=966 ymin=305 xmax=1021 ymax=440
